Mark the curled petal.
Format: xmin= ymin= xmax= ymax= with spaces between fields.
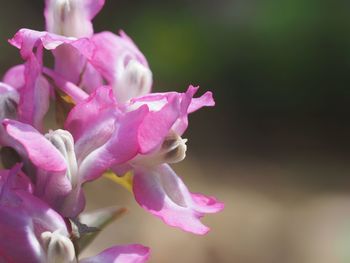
xmin=133 ymin=164 xmax=224 ymax=235
xmin=9 ymin=28 xmax=95 ymax=59
xmin=80 ymin=244 xmax=150 ymax=263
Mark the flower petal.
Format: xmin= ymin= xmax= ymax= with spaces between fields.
xmin=78 ymin=103 xmax=148 ymax=182
xmin=3 ymin=64 xmax=25 ymax=90
xmin=133 ymin=164 xmax=224 ymax=235
xmin=86 ymin=31 xmax=152 ymax=102
xmin=65 ymin=86 xmax=118 ymax=162
xmin=2 ymin=119 xmax=66 ymax=173
xmin=18 ymin=54 xmax=50 ymax=131
xmin=80 ymin=244 xmax=150 ymax=263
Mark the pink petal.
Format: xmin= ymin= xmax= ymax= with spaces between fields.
xmin=80 ymin=244 xmax=150 ymax=263
xmin=65 ymin=86 xmax=118 ymax=161
xmin=173 ymin=85 xmax=215 ymax=135
xmin=133 ymin=164 xmax=224 ymax=235
xmin=9 ymin=28 xmax=95 ymax=59
xmin=136 ymin=94 xmax=181 ymax=154
xmin=88 ymin=31 xmax=149 ymax=83
xmin=18 ymin=55 xmax=50 ymax=131
xmin=3 ymin=119 xmax=66 ymax=173
xmin=78 ymin=103 xmax=148 ymax=182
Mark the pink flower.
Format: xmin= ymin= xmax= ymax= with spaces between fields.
xmin=2 ymin=92 xmax=147 ymax=217
xmin=65 ymin=85 xmax=223 ymax=234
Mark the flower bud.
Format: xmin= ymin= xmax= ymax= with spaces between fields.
xmin=41 ymin=230 xmax=77 ymax=263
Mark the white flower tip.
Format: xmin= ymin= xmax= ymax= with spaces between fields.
xmin=162 ymin=133 xmax=188 ymax=164
xmin=41 ymin=230 xmax=76 ymax=263
xmin=116 ymin=59 xmax=153 ymax=103
xmin=47 ymin=0 xmax=92 ymax=37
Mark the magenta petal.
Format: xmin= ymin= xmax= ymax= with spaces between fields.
xmin=133 ymin=164 xmax=224 ymax=235
xmin=3 ymin=119 xmax=66 ymax=173
xmin=80 ymin=244 xmax=150 ymax=263
xmin=18 ymin=55 xmax=50 ymax=131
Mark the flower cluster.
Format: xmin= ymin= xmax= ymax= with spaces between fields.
xmin=0 ymin=1 xmax=224 ymax=262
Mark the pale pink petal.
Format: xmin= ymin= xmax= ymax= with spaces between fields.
xmin=2 ymin=64 xmax=25 ymax=90
xmin=133 ymin=164 xmax=224 ymax=235
xmin=88 ymin=31 xmax=149 ymax=83
xmin=80 ymin=244 xmax=150 ymax=263
xmin=86 ymin=31 xmax=152 ymax=102
xmin=81 ymin=63 xmax=103 ymax=93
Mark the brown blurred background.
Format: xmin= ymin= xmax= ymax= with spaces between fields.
xmin=1 ymin=0 xmax=350 ymax=262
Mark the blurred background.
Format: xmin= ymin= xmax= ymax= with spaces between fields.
xmin=1 ymin=0 xmax=350 ymax=262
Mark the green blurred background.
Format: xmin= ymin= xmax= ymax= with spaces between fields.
xmin=1 ymin=1 xmax=350 ymax=262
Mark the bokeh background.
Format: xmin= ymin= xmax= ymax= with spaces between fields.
xmin=1 ymin=1 xmax=350 ymax=262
